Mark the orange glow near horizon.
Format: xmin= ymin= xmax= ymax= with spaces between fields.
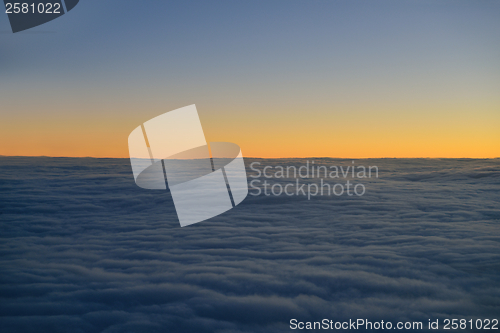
xmin=1 ymin=103 xmax=498 ymax=159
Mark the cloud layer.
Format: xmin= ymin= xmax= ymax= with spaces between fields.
xmin=0 ymin=157 xmax=499 ymax=332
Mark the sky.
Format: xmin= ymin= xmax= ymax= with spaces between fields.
xmin=1 ymin=0 xmax=499 ymax=158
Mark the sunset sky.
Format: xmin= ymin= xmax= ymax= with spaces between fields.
xmin=1 ymin=0 xmax=499 ymax=158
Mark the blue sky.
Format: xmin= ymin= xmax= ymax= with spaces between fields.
xmin=1 ymin=0 xmax=499 ymax=157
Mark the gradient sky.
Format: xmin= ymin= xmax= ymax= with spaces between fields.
xmin=1 ymin=0 xmax=499 ymax=158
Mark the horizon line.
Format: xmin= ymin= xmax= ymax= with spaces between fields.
xmin=0 ymin=155 xmax=499 ymax=160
